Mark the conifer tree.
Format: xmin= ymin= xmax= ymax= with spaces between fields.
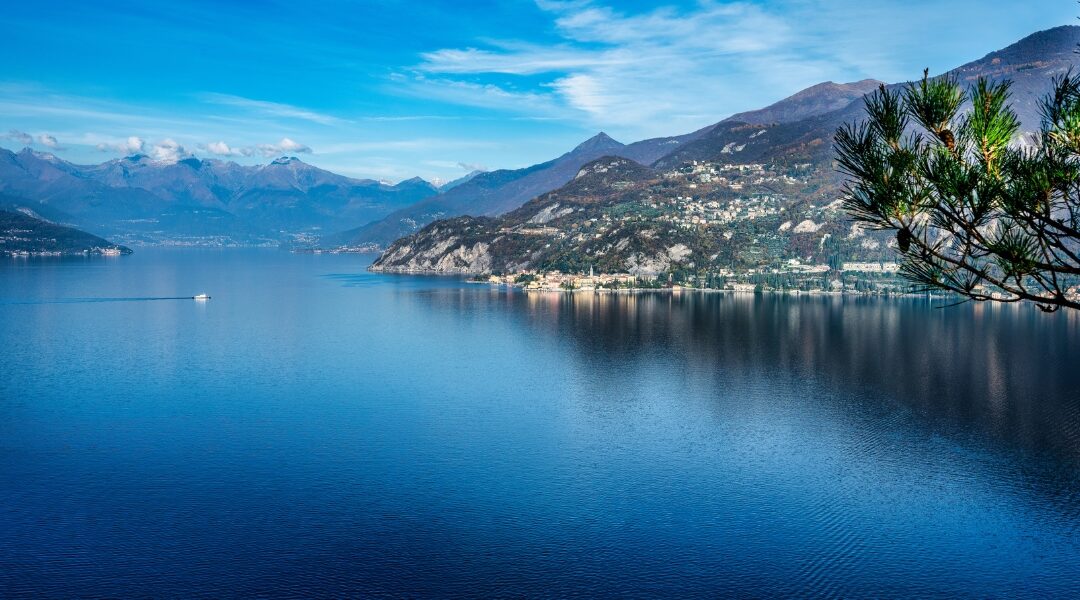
xmin=835 ymin=70 xmax=1080 ymax=311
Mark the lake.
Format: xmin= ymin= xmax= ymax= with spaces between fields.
xmin=2 ymin=248 xmax=1079 ymax=598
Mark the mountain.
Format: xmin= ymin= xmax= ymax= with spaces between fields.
xmin=371 ymin=26 xmax=1080 ymax=277
xmin=0 ymin=149 xmax=438 ymax=243
xmin=371 ymin=156 xmax=659 ymax=273
xmin=0 ymin=208 xmax=131 ymax=256
xmin=347 ymin=28 xmax=1079 ymax=252
xmin=0 ymin=191 xmax=79 ymax=224
xmin=614 ymin=124 xmax=718 ymax=165
xmin=726 ymin=79 xmax=882 ymax=125
xmin=370 ymin=154 xmax=880 ymax=275
xmin=438 ymin=170 xmax=486 ymax=192
xmin=340 ymin=78 xmax=885 ymax=250
xmin=950 ymin=25 xmax=1080 ymax=128
xmin=332 ymin=132 xmax=635 ymax=247
xmin=656 ymin=26 xmax=1080 ymax=171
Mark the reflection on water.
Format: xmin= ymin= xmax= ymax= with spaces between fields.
xmin=2 ymin=250 xmax=1079 ymax=598
xmin=423 ymin=290 xmax=1080 ymax=466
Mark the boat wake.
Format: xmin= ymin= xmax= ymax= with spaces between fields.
xmin=1 ymin=296 xmax=209 ymax=305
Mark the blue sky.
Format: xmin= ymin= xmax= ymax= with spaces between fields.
xmin=0 ymin=0 xmax=1074 ymax=182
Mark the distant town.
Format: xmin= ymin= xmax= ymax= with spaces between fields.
xmin=473 ymin=261 xmax=916 ymax=295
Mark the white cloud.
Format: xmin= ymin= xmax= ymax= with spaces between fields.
xmin=195 ymin=137 xmax=313 ymax=158
xmin=5 ymin=129 xmax=33 ymax=145
xmin=150 ymin=138 xmax=191 ymax=163
xmin=96 ymin=136 xmax=146 ymax=154
xmin=201 ymin=140 xmax=242 ymax=156
xmin=255 ymin=137 xmax=312 ymax=157
xmin=36 ymin=133 xmax=64 ymax=150
xmin=93 ymin=136 xmax=183 ymax=161
xmin=277 ymin=137 xmax=310 ymax=153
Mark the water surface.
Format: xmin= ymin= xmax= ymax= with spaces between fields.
xmin=2 ymin=249 xmax=1079 ymax=597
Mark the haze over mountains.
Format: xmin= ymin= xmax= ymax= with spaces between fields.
xmin=1 ymin=25 xmax=1077 ymax=252
xmin=0 ymin=149 xmax=436 ymax=244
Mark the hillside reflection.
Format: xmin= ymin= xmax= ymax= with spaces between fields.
xmin=411 ymin=288 xmax=1080 ymax=467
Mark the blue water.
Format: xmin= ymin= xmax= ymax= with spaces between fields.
xmin=2 ymin=249 xmax=1080 ymax=598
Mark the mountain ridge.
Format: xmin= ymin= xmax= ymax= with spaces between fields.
xmin=0 ymin=148 xmax=438 ymax=243
xmin=370 ymin=25 xmax=1080 ymax=276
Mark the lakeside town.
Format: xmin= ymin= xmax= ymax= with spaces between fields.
xmin=475 ymin=260 xmax=916 ymax=295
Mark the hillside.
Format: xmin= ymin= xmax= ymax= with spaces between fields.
xmin=333 ymin=132 xmax=639 ymax=248
xmin=0 ymin=209 xmax=131 ymax=256
xmin=333 ymin=82 xmax=866 ymax=250
xmin=371 ymin=26 xmax=1080 ymax=278
xmin=370 ymin=156 xmax=885 ymax=275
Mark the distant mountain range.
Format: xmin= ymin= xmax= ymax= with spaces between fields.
xmin=0 ymin=150 xmax=437 ymax=244
xmin=2 ymin=25 xmax=1077 ymax=254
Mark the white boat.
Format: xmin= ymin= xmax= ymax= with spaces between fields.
xmin=193 ymin=294 xmax=211 ymax=301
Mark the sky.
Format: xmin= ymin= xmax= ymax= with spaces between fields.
xmin=0 ymin=0 xmax=1075 ymax=183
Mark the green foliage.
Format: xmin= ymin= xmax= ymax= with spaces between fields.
xmin=836 ymin=70 xmax=1080 ymax=311
xmin=905 ymin=70 xmax=965 ymax=149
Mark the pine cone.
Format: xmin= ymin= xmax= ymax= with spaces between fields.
xmin=897 ymin=227 xmax=913 ymax=253
xmin=938 ymin=129 xmax=956 ymax=151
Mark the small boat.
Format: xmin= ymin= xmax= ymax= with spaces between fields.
xmin=193 ymin=294 xmax=211 ymax=301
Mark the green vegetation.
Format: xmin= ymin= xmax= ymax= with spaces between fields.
xmin=836 ymin=71 xmax=1080 ymax=311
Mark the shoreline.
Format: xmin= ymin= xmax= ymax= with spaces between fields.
xmin=470 ymin=280 xmax=943 ymax=300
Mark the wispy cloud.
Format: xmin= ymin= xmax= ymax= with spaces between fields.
xmin=406 ymin=0 xmax=946 ymax=134
xmin=389 ymin=74 xmax=568 ymax=118
xmin=317 ymin=137 xmax=501 ymax=154
xmin=3 ymin=129 xmax=67 ymax=150
xmin=407 ymin=0 xmax=861 ymax=135
xmin=5 ymin=129 xmax=32 ymax=145
xmin=199 ymin=93 xmax=347 ymax=126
